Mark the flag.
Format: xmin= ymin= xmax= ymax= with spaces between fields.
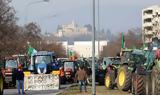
xmin=121 ymin=33 xmax=125 ymax=49
xmin=28 ymin=45 xmax=37 ymax=56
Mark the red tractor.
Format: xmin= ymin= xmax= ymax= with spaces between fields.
xmin=63 ymin=61 xmax=78 ymax=83
xmin=2 ymin=55 xmax=28 ymax=87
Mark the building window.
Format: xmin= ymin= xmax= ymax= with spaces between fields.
xmin=145 ymin=26 xmax=152 ymax=31
xmin=143 ymin=10 xmax=153 ymax=15
xmin=144 ymin=18 xmax=152 ymax=23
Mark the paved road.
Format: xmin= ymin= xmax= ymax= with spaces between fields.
xmin=3 ymin=84 xmax=71 ymax=95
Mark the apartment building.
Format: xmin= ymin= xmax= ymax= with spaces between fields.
xmin=142 ymin=5 xmax=160 ymax=43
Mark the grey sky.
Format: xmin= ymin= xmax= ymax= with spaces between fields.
xmin=11 ymin=0 xmax=160 ymax=33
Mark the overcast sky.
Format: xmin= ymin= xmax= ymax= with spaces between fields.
xmin=11 ymin=0 xmax=160 ymax=33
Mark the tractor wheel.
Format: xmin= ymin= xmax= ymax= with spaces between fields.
xmin=0 ymin=74 xmax=3 ymax=95
xmin=145 ymin=74 xmax=151 ymax=95
xmin=86 ymin=75 xmax=92 ymax=85
xmin=133 ymin=74 xmax=145 ymax=95
xmin=105 ymin=73 xmax=114 ymax=89
xmin=151 ymin=66 xmax=157 ymax=95
xmin=117 ymin=65 xmax=131 ymax=91
xmin=155 ymin=73 xmax=160 ymax=95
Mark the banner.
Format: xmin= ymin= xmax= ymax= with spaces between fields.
xmin=24 ymin=74 xmax=60 ymax=90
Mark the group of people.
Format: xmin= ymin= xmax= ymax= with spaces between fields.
xmin=15 ymin=64 xmax=88 ymax=94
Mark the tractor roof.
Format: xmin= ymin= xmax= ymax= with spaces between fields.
xmin=132 ymin=49 xmax=144 ymax=55
xmin=32 ymin=51 xmax=56 ymax=56
xmin=122 ymin=48 xmax=133 ymax=52
xmin=5 ymin=56 xmax=16 ymax=60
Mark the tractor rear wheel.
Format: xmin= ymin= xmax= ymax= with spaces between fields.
xmin=133 ymin=74 xmax=145 ymax=95
xmin=151 ymin=66 xmax=157 ymax=95
xmin=105 ymin=73 xmax=114 ymax=89
xmin=117 ymin=65 xmax=131 ymax=91
xmin=145 ymin=74 xmax=151 ymax=95
xmin=0 ymin=74 xmax=3 ymax=95
xmin=155 ymin=73 xmax=160 ymax=95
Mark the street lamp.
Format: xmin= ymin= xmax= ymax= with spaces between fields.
xmin=92 ymin=0 xmax=96 ymax=95
xmin=25 ymin=0 xmax=50 ymax=24
xmin=97 ymin=0 xmax=100 ymax=58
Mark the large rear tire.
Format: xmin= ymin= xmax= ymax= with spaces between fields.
xmin=151 ymin=66 xmax=157 ymax=95
xmin=145 ymin=74 xmax=151 ymax=95
xmin=0 ymin=74 xmax=3 ymax=95
xmin=117 ymin=65 xmax=131 ymax=91
xmin=155 ymin=73 xmax=160 ymax=95
xmin=133 ymin=74 xmax=145 ymax=95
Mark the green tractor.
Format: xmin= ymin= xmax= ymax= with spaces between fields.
xmin=116 ymin=49 xmax=147 ymax=94
xmin=132 ymin=37 xmax=160 ymax=95
xmin=116 ymin=49 xmax=133 ymax=91
xmin=104 ymin=57 xmax=121 ymax=89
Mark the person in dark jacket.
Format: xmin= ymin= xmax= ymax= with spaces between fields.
xmin=75 ymin=66 xmax=87 ymax=93
xmin=16 ymin=64 xmax=25 ymax=95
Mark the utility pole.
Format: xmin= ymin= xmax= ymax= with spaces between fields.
xmin=92 ymin=0 xmax=96 ymax=95
xmin=97 ymin=0 xmax=100 ymax=58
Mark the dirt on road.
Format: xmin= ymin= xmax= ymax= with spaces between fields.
xmin=58 ymin=85 xmax=131 ymax=95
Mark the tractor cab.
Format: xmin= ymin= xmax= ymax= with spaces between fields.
xmin=102 ymin=57 xmax=113 ymax=70
xmin=3 ymin=57 xmax=18 ymax=87
xmin=29 ymin=51 xmax=57 ymax=74
xmin=63 ymin=61 xmax=78 ymax=82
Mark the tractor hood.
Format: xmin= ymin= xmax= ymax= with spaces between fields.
xmin=36 ymin=63 xmax=47 ymax=74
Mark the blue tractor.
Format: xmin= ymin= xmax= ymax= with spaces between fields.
xmin=28 ymin=51 xmax=59 ymax=74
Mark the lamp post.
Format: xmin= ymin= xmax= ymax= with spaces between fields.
xmin=97 ymin=0 xmax=100 ymax=58
xmin=92 ymin=0 xmax=96 ymax=95
xmin=25 ymin=0 xmax=50 ymax=24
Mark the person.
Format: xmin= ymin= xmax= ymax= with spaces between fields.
xmin=16 ymin=64 xmax=25 ymax=95
xmin=75 ymin=66 xmax=87 ymax=93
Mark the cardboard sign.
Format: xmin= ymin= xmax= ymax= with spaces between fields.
xmin=24 ymin=74 xmax=60 ymax=90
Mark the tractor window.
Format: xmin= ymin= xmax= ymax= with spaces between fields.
xmin=18 ymin=56 xmax=28 ymax=68
xmin=64 ymin=62 xmax=74 ymax=71
xmin=5 ymin=60 xmax=18 ymax=68
xmin=35 ymin=56 xmax=52 ymax=64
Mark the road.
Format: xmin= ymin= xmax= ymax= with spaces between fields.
xmin=58 ymin=85 xmax=131 ymax=95
xmin=3 ymin=84 xmax=71 ymax=95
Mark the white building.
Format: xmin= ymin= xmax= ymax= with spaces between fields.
xmin=60 ymin=41 xmax=108 ymax=58
xmin=142 ymin=5 xmax=160 ymax=43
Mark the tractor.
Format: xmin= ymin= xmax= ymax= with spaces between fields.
xmin=62 ymin=60 xmax=78 ymax=83
xmin=131 ymin=37 xmax=160 ymax=95
xmin=27 ymin=51 xmax=59 ymax=74
xmin=104 ymin=57 xmax=121 ymax=89
xmin=115 ymin=49 xmax=133 ymax=91
xmin=3 ymin=57 xmax=17 ymax=87
xmin=2 ymin=55 xmax=28 ymax=87
xmin=115 ymin=49 xmax=146 ymax=92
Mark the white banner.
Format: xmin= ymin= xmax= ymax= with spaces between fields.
xmin=24 ymin=74 xmax=60 ymax=90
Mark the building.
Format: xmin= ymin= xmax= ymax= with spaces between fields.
xmin=142 ymin=5 xmax=160 ymax=43
xmin=54 ymin=21 xmax=91 ymax=37
xmin=60 ymin=41 xmax=108 ymax=58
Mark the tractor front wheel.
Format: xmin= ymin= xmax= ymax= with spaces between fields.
xmin=0 ymin=74 xmax=3 ymax=95
xmin=105 ymin=73 xmax=114 ymax=89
